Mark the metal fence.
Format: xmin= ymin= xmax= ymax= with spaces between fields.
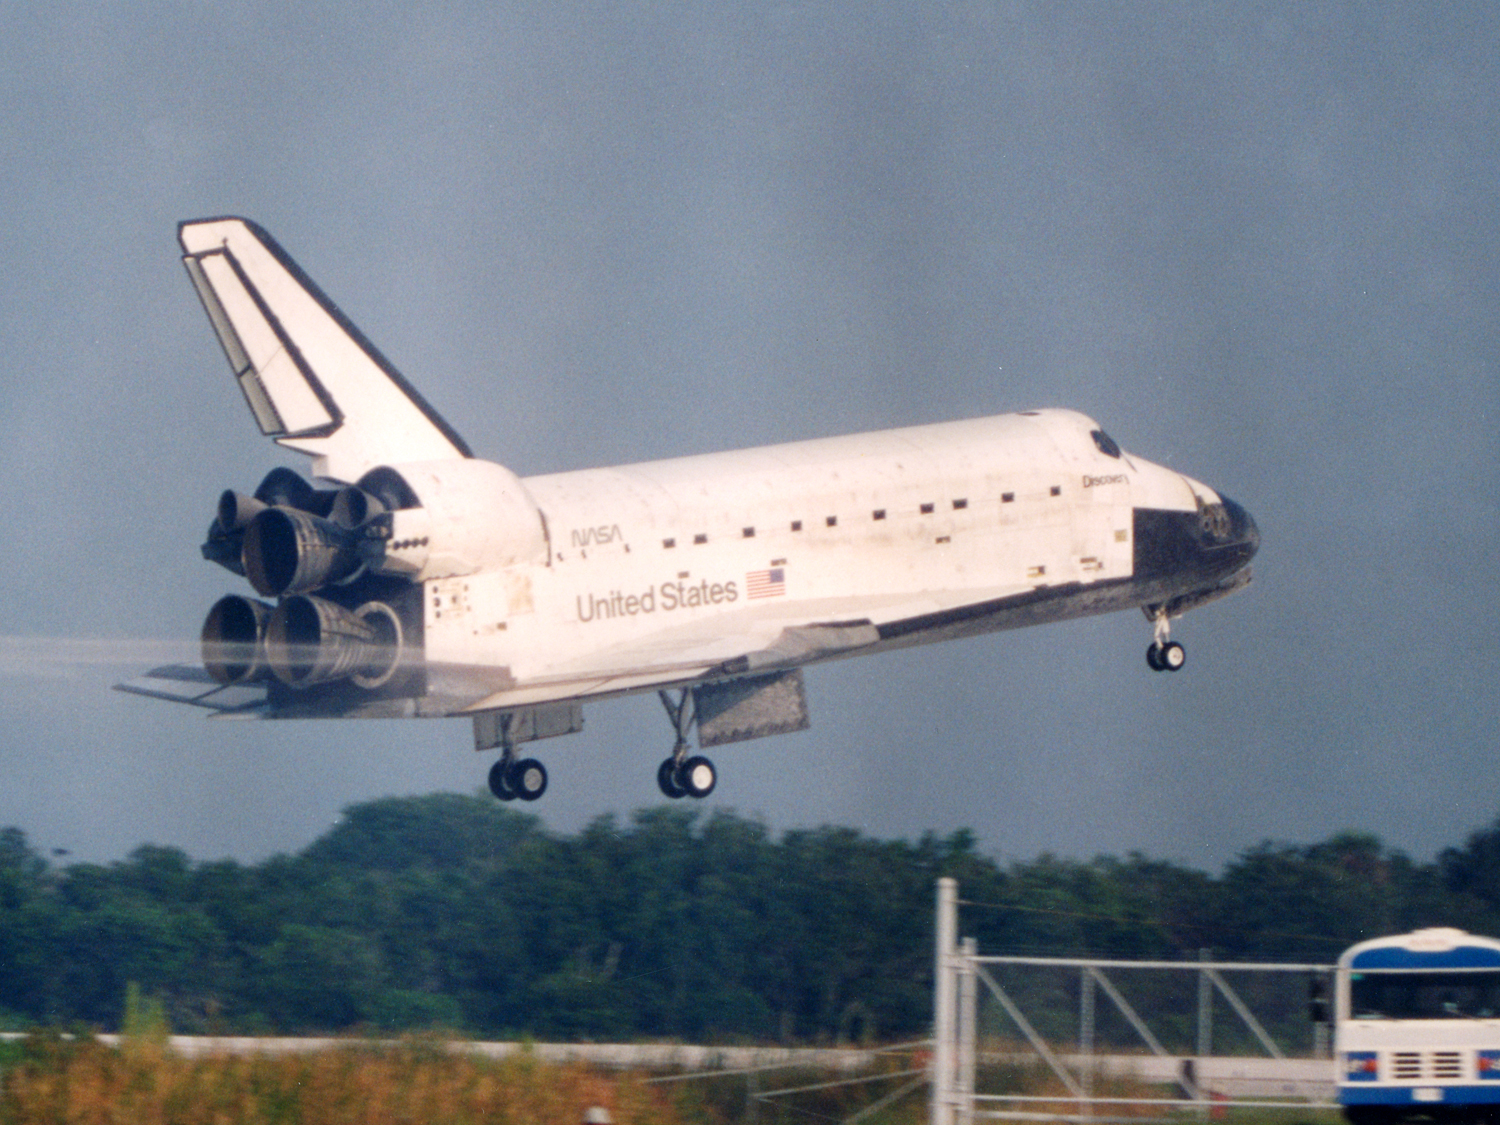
xmin=931 ymin=878 xmax=1339 ymax=1124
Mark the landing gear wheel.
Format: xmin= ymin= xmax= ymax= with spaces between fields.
xmin=679 ymin=755 xmax=717 ymax=799
xmin=488 ymin=759 xmax=517 ymax=801
xmin=657 ymin=757 xmax=687 ymax=799
xmin=1158 ymin=640 xmax=1186 ymax=671
xmin=1147 ymin=641 xmax=1186 ymax=672
xmin=508 ymin=758 xmax=548 ymax=801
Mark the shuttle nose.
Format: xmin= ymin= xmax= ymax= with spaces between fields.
xmin=1220 ymin=495 xmax=1260 ymax=560
xmin=1193 ymin=492 xmax=1259 ymax=579
xmin=1132 ymin=490 xmax=1259 ymax=589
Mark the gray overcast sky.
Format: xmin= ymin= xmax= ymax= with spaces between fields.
xmin=0 ymin=3 xmax=1495 ymax=870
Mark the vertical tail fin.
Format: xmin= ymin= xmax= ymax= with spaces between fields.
xmin=178 ymin=217 xmax=471 ymax=482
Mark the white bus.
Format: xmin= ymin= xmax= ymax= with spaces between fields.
xmin=1338 ymin=928 xmax=1500 ymax=1123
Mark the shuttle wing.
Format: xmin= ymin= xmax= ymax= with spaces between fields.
xmin=115 ymin=665 xmax=268 ymax=715
xmin=115 ymin=574 xmax=1046 ymax=720
xmin=177 ymin=217 xmax=471 ymax=482
xmin=458 ymin=584 xmax=1023 ymax=714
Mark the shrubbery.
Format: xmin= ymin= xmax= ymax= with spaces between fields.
xmin=1 ymin=796 xmax=1498 ymax=1041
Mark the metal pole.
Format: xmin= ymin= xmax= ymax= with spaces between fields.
xmin=959 ymin=937 xmax=977 ymax=1125
xmin=1313 ymin=971 xmax=1331 ymax=1059
xmin=1080 ymin=967 xmax=1095 ymax=1120
xmin=931 ymin=878 xmax=958 ymax=1125
xmin=1197 ymin=949 xmax=1212 ymax=1111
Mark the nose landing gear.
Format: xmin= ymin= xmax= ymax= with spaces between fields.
xmin=1147 ymin=641 xmax=1185 ymax=671
xmin=657 ymin=689 xmax=717 ymax=799
xmin=1145 ymin=607 xmax=1186 ymax=673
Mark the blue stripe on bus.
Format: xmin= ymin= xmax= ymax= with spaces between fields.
xmin=1341 ymin=1086 xmax=1500 ymax=1106
xmin=1351 ymin=947 xmax=1500 ymax=970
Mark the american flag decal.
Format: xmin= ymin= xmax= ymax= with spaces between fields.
xmin=746 ymin=567 xmax=786 ymax=599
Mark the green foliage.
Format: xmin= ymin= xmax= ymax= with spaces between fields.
xmin=300 ymin=793 xmax=545 ymax=872
xmin=0 ymin=798 xmax=1498 ymax=1043
xmin=121 ymin=981 xmax=169 ymax=1046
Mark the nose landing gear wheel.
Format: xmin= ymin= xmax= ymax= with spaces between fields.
xmin=1144 ymin=607 xmax=1185 ymax=673
xmin=1147 ymin=641 xmax=1186 ymax=672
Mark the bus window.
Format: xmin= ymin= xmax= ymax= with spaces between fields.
xmin=1350 ymin=970 xmax=1500 ymax=1019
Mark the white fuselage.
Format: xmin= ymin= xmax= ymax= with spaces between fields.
xmin=413 ymin=409 xmax=1213 ymax=711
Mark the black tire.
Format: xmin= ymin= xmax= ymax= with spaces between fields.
xmin=488 ymin=759 xmax=516 ymax=801
xmin=1160 ymin=640 xmax=1186 ymax=671
xmin=658 ymin=757 xmax=687 ymax=799
xmin=679 ymin=755 xmax=717 ymax=799
xmin=1146 ymin=643 xmax=1164 ymax=671
xmin=509 ymin=758 xmax=548 ymax=801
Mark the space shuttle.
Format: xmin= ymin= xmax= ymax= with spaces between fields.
xmin=119 ymin=217 xmax=1259 ymax=803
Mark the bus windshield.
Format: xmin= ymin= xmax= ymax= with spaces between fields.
xmin=1350 ymin=971 xmax=1500 ymax=1019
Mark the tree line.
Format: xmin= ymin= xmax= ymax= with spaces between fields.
xmin=1 ymin=794 xmax=1499 ymax=1044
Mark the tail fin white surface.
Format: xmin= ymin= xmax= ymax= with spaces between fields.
xmin=178 ymin=217 xmax=471 ymax=482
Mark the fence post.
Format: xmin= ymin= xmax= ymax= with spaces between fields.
xmin=932 ymin=878 xmax=958 ymax=1125
xmin=1197 ymin=948 xmax=1214 ymax=1059
xmin=1197 ymin=948 xmax=1213 ymax=1111
xmin=959 ymin=937 xmax=977 ymax=1125
xmin=1080 ymin=966 xmax=1096 ymax=1118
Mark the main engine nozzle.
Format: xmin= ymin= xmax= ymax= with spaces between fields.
xmin=201 ymin=594 xmax=275 ymax=684
xmin=201 ymin=491 xmax=267 ymax=576
xmin=242 ymin=508 xmax=363 ymax=597
xmin=265 ymin=596 xmax=403 ymax=689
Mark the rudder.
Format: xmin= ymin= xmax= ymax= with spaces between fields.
xmin=178 ymin=217 xmax=471 ymax=482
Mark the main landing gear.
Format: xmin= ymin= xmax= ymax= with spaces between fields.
xmin=1145 ymin=607 xmax=1186 ymax=673
xmin=656 ymin=689 xmax=717 ymax=799
xmin=487 ymin=752 xmax=548 ymax=803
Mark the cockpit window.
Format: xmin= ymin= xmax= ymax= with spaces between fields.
xmin=1091 ymin=429 xmax=1123 ymax=458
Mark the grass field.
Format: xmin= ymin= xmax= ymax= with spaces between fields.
xmin=0 ymin=1030 xmax=1349 ymax=1125
xmin=0 ymin=1031 xmax=680 ymax=1125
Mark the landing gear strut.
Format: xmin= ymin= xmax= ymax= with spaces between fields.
xmin=656 ymin=689 xmax=717 ymax=799
xmin=1145 ymin=607 xmax=1186 ymax=673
